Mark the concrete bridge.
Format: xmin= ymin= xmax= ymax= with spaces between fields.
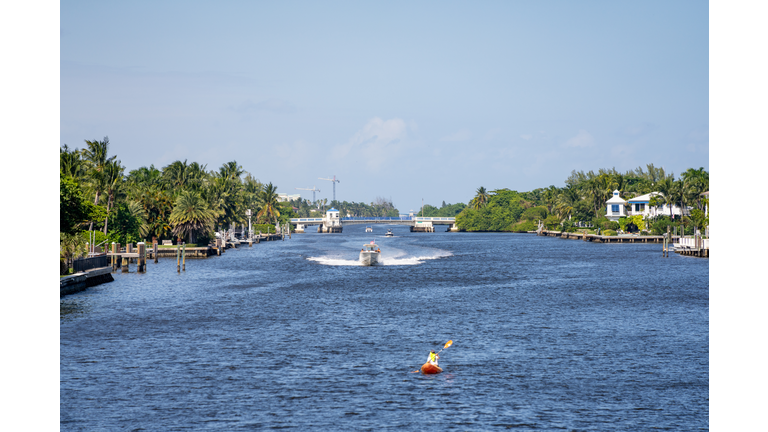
xmin=291 ymin=208 xmax=457 ymax=233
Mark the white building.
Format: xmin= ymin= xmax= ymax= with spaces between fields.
xmin=277 ymin=193 xmax=301 ymax=202
xmin=605 ymin=190 xmax=627 ymax=221
xmin=626 ymin=192 xmax=685 ymax=219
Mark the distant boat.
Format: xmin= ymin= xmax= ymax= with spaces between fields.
xmin=385 ymin=229 xmax=394 ymax=237
xmin=365 ymin=226 xmax=373 ymax=232
xmin=359 ymin=241 xmax=381 ymax=266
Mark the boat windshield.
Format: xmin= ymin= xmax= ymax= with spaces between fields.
xmin=364 ymin=244 xmax=378 ymax=250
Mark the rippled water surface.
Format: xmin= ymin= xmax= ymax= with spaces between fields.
xmin=60 ymin=227 xmax=709 ymax=431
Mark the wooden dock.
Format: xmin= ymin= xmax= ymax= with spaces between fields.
xmin=537 ymin=229 xmax=709 ymax=258
xmin=538 ymin=230 xmax=671 ymax=243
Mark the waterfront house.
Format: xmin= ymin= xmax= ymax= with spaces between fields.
xmin=605 ymin=190 xmax=627 ymax=221
xmin=626 ymin=192 xmax=685 ymax=219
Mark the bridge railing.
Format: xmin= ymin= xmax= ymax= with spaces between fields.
xmin=414 ymin=217 xmax=456 ymax=221
xmin=341 ymin=217 xmax=415 ymax=221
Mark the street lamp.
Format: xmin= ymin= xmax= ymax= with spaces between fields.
xmin=246 ymin=209 xmax=252 ymax=239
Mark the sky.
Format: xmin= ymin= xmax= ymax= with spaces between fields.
xmin=60 ymin=1 xmax=708 ymax=211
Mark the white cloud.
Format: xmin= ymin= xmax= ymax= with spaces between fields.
xmin=333 ymin=117 xmax=410 ymax=170
xmin=484 ymin=128 xmax=501 ymax=140
xmin=564 ymin=130 xmax=595 ymax=148
xmin=440 ymin=128 xmax=472 ymax=142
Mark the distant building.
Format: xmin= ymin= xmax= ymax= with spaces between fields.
xmin=277 ymin=193 xmax=301 ymax=202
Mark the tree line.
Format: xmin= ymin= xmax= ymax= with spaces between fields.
xmin=60 ymin=137 xmax=296 ymax=271
xmin=456 ymin=164 xmax=709 ymax=234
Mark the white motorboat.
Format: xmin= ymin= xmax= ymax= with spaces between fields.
xmin=359 ymin=241 xmax=381 ymax=266
xmin=365 ymin=226 xmax=373 ymax=233
xmin=385 ymin=229 xmax=394 ymax=237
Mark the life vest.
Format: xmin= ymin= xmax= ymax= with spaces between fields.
xmin=429 ymin=352 xmax=437 ymax=363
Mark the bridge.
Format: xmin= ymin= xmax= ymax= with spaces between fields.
xmin=290 ymin=208 xmax=457 ymax=233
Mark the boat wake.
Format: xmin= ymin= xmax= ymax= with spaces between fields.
xmin=308 ymin=251 xmax=452 ymax=266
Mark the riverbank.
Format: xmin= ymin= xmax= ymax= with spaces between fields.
xmin=60 ymin=267 xmax=113 ymax=297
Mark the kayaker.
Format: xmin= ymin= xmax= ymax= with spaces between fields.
xmin=427 ymin=349 xmax=440 ymax=366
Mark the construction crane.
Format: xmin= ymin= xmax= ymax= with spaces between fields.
xmin=319 ymin=175 xmax=340 ymax=202
xmin=295 ymin=186 xmax=321 ymax=203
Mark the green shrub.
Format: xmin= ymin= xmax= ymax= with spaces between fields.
xmin=511 ymin=220 xmax=538 ymax=232
xmin=603 ymin=229 xmax=617 ymax=236
xmin=544 ymin=215 xmax=561 ymax=230
xmin=618 ymin=217 xmax=629 ymax=232
xmin=601 ymin=220 xmax=619 ymax=231
xmin=520 ymin=206 xmax=548 ymax=221
xmin=650 ymin=216 xmax=673 ymax=235
xmin=252 ymin=224 xmax=276 ymax=234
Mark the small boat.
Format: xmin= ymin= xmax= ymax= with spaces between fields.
xmin=359 ymin=241 xmax=381 ymax=266
xmin=365 ymin=226 xmax=373 ymax=233
xmin=420 ymin=362 xmax=442 ymax=374
xmin=385 ymin=229 xmax=394 ymax=237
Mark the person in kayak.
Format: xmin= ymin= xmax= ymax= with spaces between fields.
xmin=427 ymin=349 xmax=440 ymax=366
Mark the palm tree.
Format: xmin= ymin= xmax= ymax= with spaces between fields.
xmin=257 ymin=183 xmax=281 ymax=225
xmin=219 ymin=161 xmax=244 ymax=181
xmin=102 ymin=159 xmax=125 ymax=235
xmin=472 ymin=187 xmax=489 ymax=209
xmin=82 ymin=136 xmax=115 ymax=230
xmin=584 ymin=174 xmax=612 ymax=218
xmin=60 ymin=145 xmax=86 ymax=180
xmin=60 ymin=232 xmax=87 ymax=273
xmin=169 ymin=191 xmax=216 ymax=244
xmin=654 ymin=177 xmax=682 ymax=219
xmin=681 ymin=167 xmax=709 ymax=212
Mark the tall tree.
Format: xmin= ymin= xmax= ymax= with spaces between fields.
xmin=60 ymin=145 xmax=86 ymax=180
xmin=472 ymin=187 xmax=489 ymax=209
xmin=169 ymin=191 xmax=216 ymax=243
xmin=257 ymin=183 xmax=281 ymax=225
xmin=102 ymin=159 xmax=125 ymax=235
xmin=82 ymin=136 xmax=115 ymax=230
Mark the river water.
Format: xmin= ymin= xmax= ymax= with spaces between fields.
xmin=60 ymin=227 xmax=708 ymax=431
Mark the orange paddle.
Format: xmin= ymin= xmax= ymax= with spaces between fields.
xmin=437 ymin=340 xmax=453 ymax=354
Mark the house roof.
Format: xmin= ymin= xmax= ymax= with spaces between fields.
xmin=628 ymin=192 xmax=662 ymax=202
xmin=606 ymin=190 xmax=626 ymax=204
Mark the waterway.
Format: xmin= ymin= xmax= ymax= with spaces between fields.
xmin=60 ymin=227 xmax=709 ymax=430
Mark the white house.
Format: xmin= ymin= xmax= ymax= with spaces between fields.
xmin=605 ymin=190 xmax=627 ymax=221
xmin=626 ymin=192 xmax=685 ymax=219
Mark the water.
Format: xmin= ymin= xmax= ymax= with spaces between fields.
xmin=60 ymin=227 xmax=709 ymax=431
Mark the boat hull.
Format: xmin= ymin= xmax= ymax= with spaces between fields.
xmin=359 ymin=251 xmax=380 ymax=266
xmin=420 ymin=362 xmax=442 ymax=374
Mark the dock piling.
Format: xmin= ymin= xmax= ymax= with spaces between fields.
xmin=182 ymin=242 xmax=186 ymax=271
xmin=176 ymin=244 xmax=181 ymax=273
xmin=137 ymin=242 xmax=146 ymax=272
xmin=111 ymin=242 xmax=117 ymax=272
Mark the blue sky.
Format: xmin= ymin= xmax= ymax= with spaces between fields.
xmin=60 ymin=1 xmax=708 ymax=210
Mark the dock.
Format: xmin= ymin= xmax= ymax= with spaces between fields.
xmin=536 ymin=229 xmax=709 ymax=258
xmin=537 ymin=230 xmax=671 ymax=243
xmin=60 ymin=266 xmax=113 ymax=297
